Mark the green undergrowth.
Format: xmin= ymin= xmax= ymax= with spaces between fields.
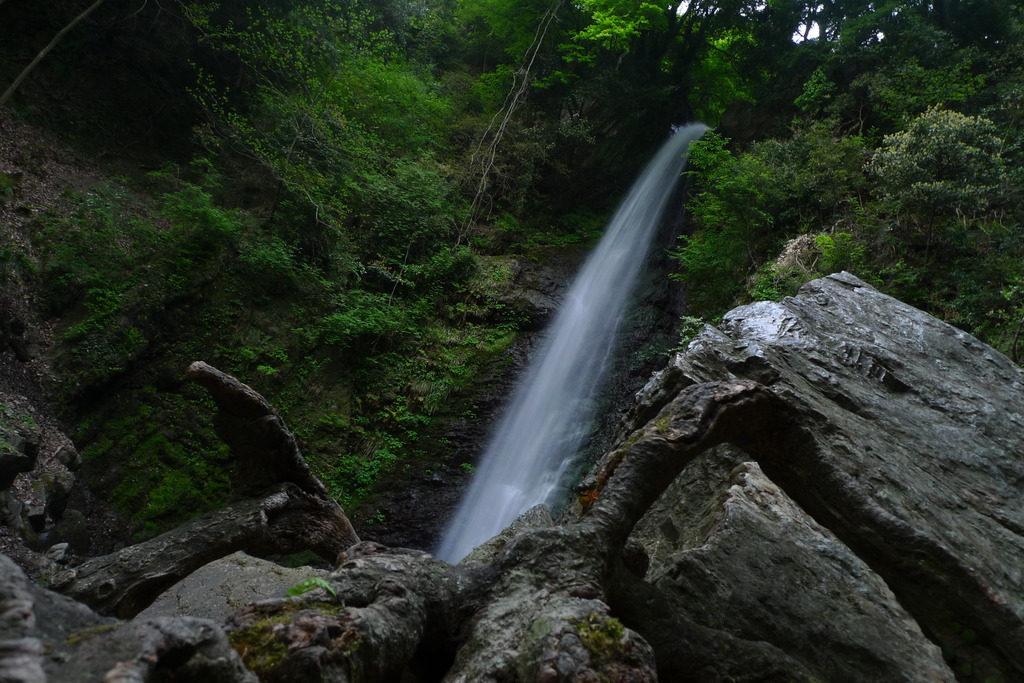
xmin=466 ymin=209 xmax=608 ymax=255
xmin=570 ymin=612 xmax=640 ymax=675
xmin=77 ymin=387 xmax=232 ymax=538
xmin=26 ymin=171 xmax=528 ymax=539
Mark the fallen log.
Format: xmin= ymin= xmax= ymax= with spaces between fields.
xmin=48 ymin=362 xmax=359 ymax=618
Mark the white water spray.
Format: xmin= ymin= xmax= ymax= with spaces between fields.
xmin=436 ymin=124 xmax=707 ymax=562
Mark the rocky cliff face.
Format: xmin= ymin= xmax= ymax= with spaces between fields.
xmin=2 ymin=273 xmax=1022 ymax=682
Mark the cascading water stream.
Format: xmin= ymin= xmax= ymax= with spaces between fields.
xmin=436 ymin=123 xmax=707 ymax=562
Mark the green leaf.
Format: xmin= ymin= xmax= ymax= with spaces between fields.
xmin=287 ymin=577 xmax=337 ymax=598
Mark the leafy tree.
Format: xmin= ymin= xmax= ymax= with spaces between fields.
xmin=186 ymin=0 xmax=460 ymax=275
xmin=869 ymin=108 xmax=1006 ymax=237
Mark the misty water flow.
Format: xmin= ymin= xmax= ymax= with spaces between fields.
xmin=436 ymin=124 xmax=707 ymax=562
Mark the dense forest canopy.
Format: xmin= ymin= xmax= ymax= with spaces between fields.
xmin=0 ymin=0 xmax=1021 ymax=540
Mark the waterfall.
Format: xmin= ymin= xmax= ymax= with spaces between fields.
xmin=436 ymin=124 xmax=707 ymax=562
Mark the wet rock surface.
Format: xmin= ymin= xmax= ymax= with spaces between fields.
xmin=635 ymin=449 xmax=952 ymax=682
xmin=624 ymin=272 xmax=1024 ymax=681
xmin=0 ymin=553 xmax=256 ymax=683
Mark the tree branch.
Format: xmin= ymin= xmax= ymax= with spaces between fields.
xmin=1 ymin=0 xmax=108 ymax=107
xmin=49 ymin=484 xmax=346 ymax=618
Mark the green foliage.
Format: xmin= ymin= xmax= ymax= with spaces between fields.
xmin=672 ymin=126 xmax=870 ymax=314
xmin=991 ymin=275 xmax=1024 ymax=363
xmin=237 ymin=237 xmax=299 ymax=290
xmin=158 ymin=181 xmax=242 ymax=254
xmin=795 ymin=67 xmax=836 ymax=113
xmin=672 ymin=94 xmax=1024 ymax=365
xmin=37 ymin=168 xmax=516 ymax=529
xmin=226 ymin=607 xmax=293 ymax=676
xmin=748 ymin=262 xmax=806 ymax=303
xmin=689 ymin=33 xmax=758 ymax=123
xmin=287 ymin=577 xmax=337 ymax=598
xmin=568 ymin=0 xmax=668 ymax=54
xmin=670 ymin=132 xmax=775 ymax=312
xmin=683 ymin=132 xmax=777 ymax=239
xmin=80 ymin=388 xmax=232 ymax=539
xmin=186 ymin=0 xmax=459 ymax=266
xmin=35 ymin=179 xmax=245 ymax=396
xmin=317 ymin=290 xmax=400 ymax=349
xmin=814 ymin=232 xmax=867 ymax=274
xmin=852 ymin=55 xmax=984 ymax=128
xmin=672 ymin=315 xmax=708 ymax=353
xmin=869 ymin=108 xmax=1006 ymax=231
xmin=455 ymin=0 xmax=560 ymax=61
xmin=572 ymin=612 xmax=630 ymax=665
xmin=671 ymin=226 xmax=749 ymax=314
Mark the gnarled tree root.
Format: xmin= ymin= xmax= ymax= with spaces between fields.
xmin=48 ymin=362 xmax=359 ymax=618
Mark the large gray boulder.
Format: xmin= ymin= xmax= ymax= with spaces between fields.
xmin=633 ymin=451 xmax=952 ymax=681
xmin=618 ymin=272 xmax=1024 ymax=681
xmin=0 ymin=553 xmax=255 ymax=682
xmin=136 ymin=551 xmax=332 ymax=622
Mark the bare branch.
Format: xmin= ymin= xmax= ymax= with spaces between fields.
xmin=1 ymin=0 xmax=108 ymax=107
